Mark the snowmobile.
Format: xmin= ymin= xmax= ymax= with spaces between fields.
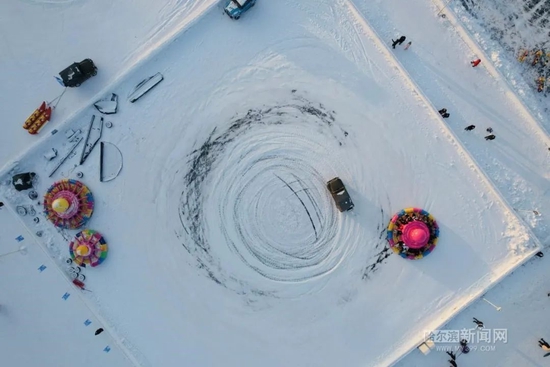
xmin=56 ymin=59 xmax=97 ymax=88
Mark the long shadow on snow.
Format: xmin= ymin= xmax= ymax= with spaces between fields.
xmin=407 ymin=221 xmax=491 ymax=290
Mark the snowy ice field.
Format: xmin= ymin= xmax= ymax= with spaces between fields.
xmin=0 ymin=0 xmax=218 ymax=166
xmin=2 ymin=0 xmax=550 ymax=367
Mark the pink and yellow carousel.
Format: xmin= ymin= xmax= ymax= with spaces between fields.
xmin=386 ymin=207 xmax=440 ymax=260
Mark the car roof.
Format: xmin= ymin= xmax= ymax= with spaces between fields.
xmin=328 ymin=178 xmax=344 ymax=191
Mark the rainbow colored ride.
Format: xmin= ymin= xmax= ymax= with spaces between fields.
xmin=387 ymin=207 xmax=439 ymax=260
xmin=44 ymin=179 xmax=94 ymax=229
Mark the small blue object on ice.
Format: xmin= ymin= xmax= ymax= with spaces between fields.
xmin=103 ymin=346 xmax=111 ymax=353
xmin=62 ymin=292 xmax=70 ymax=300
xmin=15 ymin=235 xmax=24 ymax=242
xmin=84 ymin=319 xmax=92 ymax=326
xmin=224 ymin=0 xmax=256 ymax=20
xmin=38 ymin=265 xmax=47 ymax=272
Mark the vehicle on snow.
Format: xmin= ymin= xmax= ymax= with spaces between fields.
xmin=326 ymin=177 xmax=354 ymax=212
xmin=224 ymin=0 xmax=256 ymax=20
xmin=57 ymin=59 xmax=97 ymax=88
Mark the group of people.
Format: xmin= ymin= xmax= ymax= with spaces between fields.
xmin=392 ymin=212 xmax=437 ymax=255
xmin=395 ymin=211 xmax=433 ymax=227
xmin=444 ymin=339 xmax=470 ymax=367
xmin=440 ymin=320 xmax=480 ymax=366
xmin=441 ymin=317 xmax=550 ymax=366
xmin=391 ymin=35 xmax=494 ymax=141
xmin=437 ymin=108 xmax=496 ymax=140
xmin=438 ymin=108 xmax=450 ymax=119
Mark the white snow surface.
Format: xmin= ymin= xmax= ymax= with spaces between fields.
xmin=0 ymin=0 xmax=218 ymax=165
xmin=1 ymin=0 xmax=550 ymax=367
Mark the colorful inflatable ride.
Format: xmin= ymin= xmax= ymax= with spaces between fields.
xmin=386 ymin=207 xmax=439 ymax=260
xmin=44 ymin=179 xmax=94 ymax=229
xmin=69 ymin=229 xmax=108 ymax=267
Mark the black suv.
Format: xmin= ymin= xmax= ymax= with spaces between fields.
xmin=327 ymin=177 xmax=354 ymax=212
xmin=58 ymin=59 xmax=97 ymax=87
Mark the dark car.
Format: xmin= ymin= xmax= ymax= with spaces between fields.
xmin=56 ymin=59 xmax=97 ymax=87
xmin=327 ymin=177 xmax=354 ymax=212
xmin=224 ymin=0 xmax=256 ymax=19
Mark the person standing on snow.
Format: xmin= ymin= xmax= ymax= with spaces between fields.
xmin=397 ymin=36 xmax=406 ymax=46
xmin=471 ymin=59 xmax=481 ymax=67
xmin=392 ymin=36 xmax=406 ymax=49
xmin=404 ymin=41 xmax=412 ymax=50
xmin=473 ymin=317 xmax=484 ymax=328
xmin=438 ymin=108 xmax=447 ymax=115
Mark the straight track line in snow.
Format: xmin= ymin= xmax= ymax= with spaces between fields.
xmin=342 ymin=0 xmax=543 ymax=365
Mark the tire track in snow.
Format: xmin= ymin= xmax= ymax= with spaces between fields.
xmin=274 ymin=173 xmax=318 ymax=240
xmin=177 ymin=92 xmax=364 ymax=297
xmin=282 ymin=0 xmax=390 ymax=84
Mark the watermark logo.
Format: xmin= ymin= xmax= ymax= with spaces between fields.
xmin=424 ymin=328 xmax=507 ymax=352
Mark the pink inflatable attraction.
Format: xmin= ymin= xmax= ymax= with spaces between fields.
xmin=386 ymin=207 xmax=439 ymax=260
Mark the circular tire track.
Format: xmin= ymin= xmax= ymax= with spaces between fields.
xmin=178 ymin=94 xmax=356 ymax=294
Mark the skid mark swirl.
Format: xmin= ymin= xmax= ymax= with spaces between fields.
xmin=178 ymin=94 xmax=355 ymax=295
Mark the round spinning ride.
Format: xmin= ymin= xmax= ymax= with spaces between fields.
xmin=386 ymin=207 xmax=439 ymax=259
xmin=69 ymin=229 xmax=108 ymax=267
xmin=44 ymin=179 xmax=94 ymax=229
